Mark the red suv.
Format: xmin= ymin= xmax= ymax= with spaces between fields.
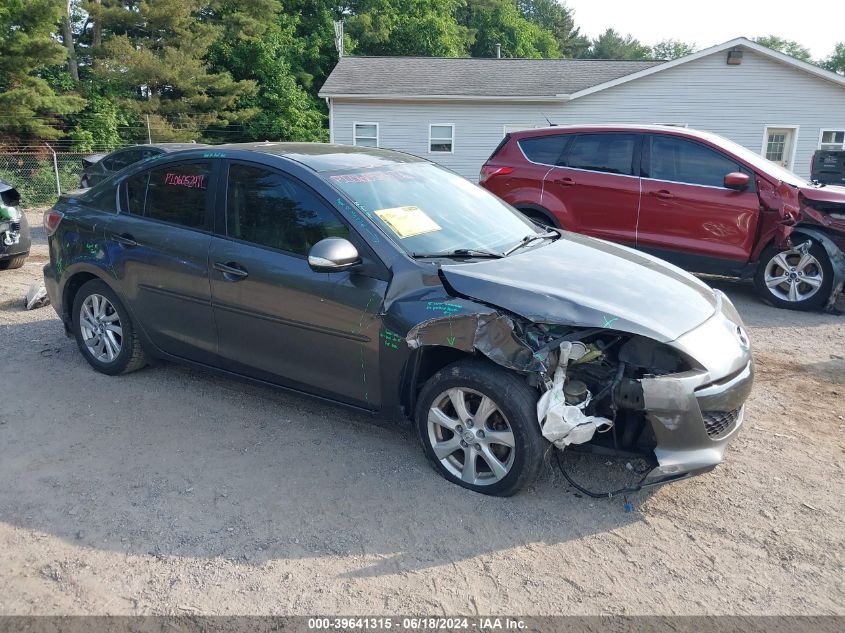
xmin=481 ymin=125 xmax=845 ymax=311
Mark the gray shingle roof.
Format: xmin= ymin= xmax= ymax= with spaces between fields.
xmin=319 ymin=56 xmax=664 ymax=98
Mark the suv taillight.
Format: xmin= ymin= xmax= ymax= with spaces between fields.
xmin=43 ymin=210 xmax=64 ymax=236
xmin=479 ymin=165 xmax=513 ymax=185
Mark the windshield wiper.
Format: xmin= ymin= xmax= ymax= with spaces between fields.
xmin=411 ymin=248 xmax=504 ymax=259
xmin=502 ymin=230 xmax=558 ymax=257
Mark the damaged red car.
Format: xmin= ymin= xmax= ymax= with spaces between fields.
xmin=481 ymin=125 xmax=845 ymax=311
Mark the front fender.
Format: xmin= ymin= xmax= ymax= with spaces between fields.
xmin=791 ymin=227 xmax=845 ymax=310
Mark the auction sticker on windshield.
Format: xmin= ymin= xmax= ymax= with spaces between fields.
xmin=374 ymin=206 xmax=442 ymax=239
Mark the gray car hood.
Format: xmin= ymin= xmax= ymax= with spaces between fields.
xmin=441 ymin=232 xmax=718 ymax=343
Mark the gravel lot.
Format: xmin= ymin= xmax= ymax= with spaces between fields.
xmin=1 ymin=210 xmax=843 ymax=616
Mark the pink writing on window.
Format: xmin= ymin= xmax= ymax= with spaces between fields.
xmin=164 ymin=172 xmax=206 ymax=189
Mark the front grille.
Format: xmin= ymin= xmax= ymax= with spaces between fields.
xmin=702 ymin=409 xmax=740 ymax=439
xmin=10 ymin=221 xmax=20 ymax=232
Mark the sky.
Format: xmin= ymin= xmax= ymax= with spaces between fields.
xmin=564 ymin=0 xmax=844 ymax=60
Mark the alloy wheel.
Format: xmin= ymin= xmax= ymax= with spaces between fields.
xmin=427 ymin=387 xmax=516 ymax=486
xmin=763 ymin=247 xmax=824 ymax=303
xmin=79 ymin=294 xmax=123 ymax=363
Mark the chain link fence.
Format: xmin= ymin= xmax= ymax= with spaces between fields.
xmin=0 ymin=146 xmax=124 ymax=208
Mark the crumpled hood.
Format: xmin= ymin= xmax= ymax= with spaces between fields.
xmin=799 ymin=184 xmax=845 ymax=204
xmin=441 ymin=232 xmax=718 ymax=343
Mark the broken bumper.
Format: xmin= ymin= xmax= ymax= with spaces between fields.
xmin=640 ymin=297 xmax=754 ymax=485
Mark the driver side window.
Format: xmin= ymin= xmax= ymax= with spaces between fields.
xmin=226 ymin=164 xmax=349 ymax=256
xmin=645 ymin=135 xmax=749 ymax=188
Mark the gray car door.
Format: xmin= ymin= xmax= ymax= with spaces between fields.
xmin=209 ymin=161 xmax=387 ymax=408
xmin=114 ymin=160 xmax=218 ymax=363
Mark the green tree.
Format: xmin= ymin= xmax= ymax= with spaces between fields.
xmin=651 ymin=39 xmax=695 ymax=60
xmin=0 ymin=0 xmax=85 ymax=139
xmin=516 ymin=0 xmax=588 ymax=57
xmin=458 ymin=0 xmax=559 ymax=58
xmin=753 ymin=35 xmax=812 ymax=62
xmin=92 ymin=0 xmax=260 ymax=141
xmin=822 ymin=42 xmax=845 ymax=75
xmin=584 ymin=28 xmax=650 ymax=60
xmin=208 ymin=6 xmax=326 ymax=142
xmin=346 ymin=0 xmax=470 ymax=57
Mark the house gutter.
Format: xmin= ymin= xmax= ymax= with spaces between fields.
xmin=317 ymin=93 xmax=571 ymax=103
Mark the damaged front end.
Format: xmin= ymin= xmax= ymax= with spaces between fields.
xmin=402 ymin=285 xmax=753 ymax=491
xmin=0 ymin=183 xmax=23 ymax=249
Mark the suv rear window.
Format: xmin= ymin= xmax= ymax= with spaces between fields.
xmin=563 ymin=134 xmax=636 ymax=175
xmin=517 ymin=135 xmax=569 ymax=165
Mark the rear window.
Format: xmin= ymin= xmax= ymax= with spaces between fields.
xmin=517 ymin=135 xmax=569 ymax=165
xmin=563 ymin=134 xmax=636 ymax=175
xmin=125 ymin=162 xmax=210 ymax=229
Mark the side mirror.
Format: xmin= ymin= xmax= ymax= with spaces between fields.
xmin=308 ymin=237 xmax=361 ymax=273
xmin=724 ymin=172 xmax=750 ymax=190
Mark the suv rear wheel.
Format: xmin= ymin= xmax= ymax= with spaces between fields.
xmin=72 ymin=279 xmax=147 ymax=375
xmin=415 ymin=359 xmax=546 ymax=496
xmin=754 ymin=239 xmax=833 ymax=311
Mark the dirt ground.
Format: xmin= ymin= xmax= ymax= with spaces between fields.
xmin=0 ymin=210 xmax=843 ymax=616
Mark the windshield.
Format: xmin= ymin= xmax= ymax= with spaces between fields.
xmin=696 ymin=130 xmax=809 ymax=187
xmin=324 ymin=163 xmax=540 ymax=255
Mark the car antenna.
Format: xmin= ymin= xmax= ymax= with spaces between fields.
xmin=541 ymin=112 xmax=557 ymax=127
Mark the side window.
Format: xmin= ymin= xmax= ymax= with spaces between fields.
xmin=563 ymin=134 xmax=636 ymax=175
xmin=125 ymin=162 xmax=210 ymax=228
xmin=646 ymin=136 xmax=744 ymax=188
xmin=126 ymin=172 xmax=149 ymax=215
xmin=518 ymin=135 xmax=569 ymax=165
xmin=107 ymin=150 xmax=139 ymax=172
xmin=82 ymin=185 xmax=118 ymax=214
xmin=226 ymin=164 xmax=349 ymax=256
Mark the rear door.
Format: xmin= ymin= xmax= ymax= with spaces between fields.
xmin=637 ymin=134 xmax=760 ymax=268
xmin=209 ymin=161 xmax=388 ymax=407
xmin=542 ymin=133 xmax=640 ymax=244
xmin=115 ymin=160 xmax=218 ymax=363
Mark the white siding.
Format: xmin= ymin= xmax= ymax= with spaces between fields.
xmin=330 ymin=49 xmax=845 ymax=179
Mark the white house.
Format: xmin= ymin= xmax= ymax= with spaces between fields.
xmin=318 ymin=37 xmax=845 ymax=180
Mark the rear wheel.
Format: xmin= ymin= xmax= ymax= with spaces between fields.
xmin=415 ymin=359 xmax=546 ymax=496
xmin=0 ymin=254 xmax=27 ymax=270
xmin=754 ymin=240 xmax=833 ymax=311
xmin=72 ymin=279 xmax=147 ymax=375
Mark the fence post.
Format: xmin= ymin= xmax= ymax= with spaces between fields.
xmin=45 ymin=143 xmax=61 ymax=196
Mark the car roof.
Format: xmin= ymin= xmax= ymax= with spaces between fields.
xmin=163 ymin=142 xmax=428 ymax=173
xmin=508 ymin=123 xmax=728 ymax=143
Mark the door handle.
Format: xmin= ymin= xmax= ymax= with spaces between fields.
xmin=553 ymin=177 xmax=576 ymax=186
xmin=214 ymin=261 xmax=249 ymax=280
xmin=649 ymin=189 xmax=675 ymax=200
xmin=113 ymin=233 xmax=138 ymax=247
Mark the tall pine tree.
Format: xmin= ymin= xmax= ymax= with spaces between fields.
xmin=0 ymin=0 xmax=85 ymax=140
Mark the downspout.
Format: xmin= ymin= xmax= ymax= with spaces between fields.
xmin=326 ymin=97 xmax=334 ymax=144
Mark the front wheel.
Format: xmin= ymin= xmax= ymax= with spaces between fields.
xmin=754 ymin=240 xmax=833 ymax=311
xmin=72 ymin=279 xmax=147 ymax=375
xmin=415 ymin=359 xmax=546 ymax=496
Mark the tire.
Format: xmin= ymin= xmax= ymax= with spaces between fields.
xmin=754 ymin=239 xmax=833 ymax=311
xmin=0 ymin=254 xmax=27 ymax=270
xmin=414 ymin=359 xmax=546 ymax=496
xmin=71 ymin=279 xmax=147 ymax=375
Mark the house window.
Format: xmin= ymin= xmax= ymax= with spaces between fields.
xmin=353 ymin=122 xmax=379 ymax=148
xmin=819 ymin=130 xmax=845 ymax=150
xmin=429 ymin=124 xmax=454 ymax=153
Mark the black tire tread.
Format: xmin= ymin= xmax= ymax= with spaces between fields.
xmin=0 ymin=254 xmax=27 ymax=270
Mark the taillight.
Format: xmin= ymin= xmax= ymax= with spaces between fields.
xmin=43 ymin=210 xmax=64 ymax=236
xmin=479 ymin=165 xmax=513 ymax=185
